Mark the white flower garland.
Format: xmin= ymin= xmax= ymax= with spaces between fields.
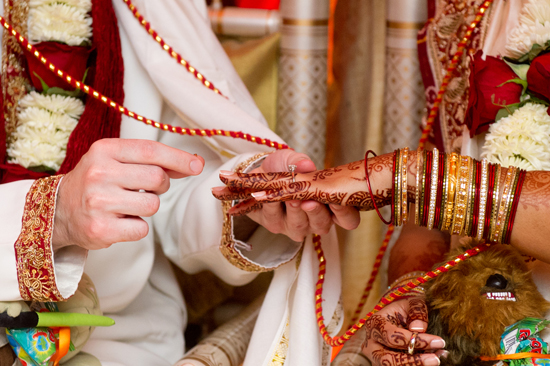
xmin=29 ymin=1 xmax=92 ymax=46
xmin=482 ymin=103 xmax=550 ymax=171
xmin=7 ymin=92 xmax=85 ymax=171
xmin=505 ymin=0 xmax=550 ymax=59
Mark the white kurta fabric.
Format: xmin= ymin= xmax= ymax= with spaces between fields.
xmin=462 ymin=0 xmax=550 ymax=343
xmin=0 ymin=0 xmax=342 ymax=365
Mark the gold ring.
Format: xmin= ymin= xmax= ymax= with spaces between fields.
xmin=408 ymin=332 xmax=418 ymax=355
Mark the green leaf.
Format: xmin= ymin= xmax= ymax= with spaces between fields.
xmin=495 ymin=103 xmax=520 ymax=122
xmin=28 ymin=165 xmax=56 ymax=174
xmin=45 ymin=86 xmax=84 ymax=98
xmin=524 ymin=92 xmax=550 ymax=106
xmin=499 ymin=78 xmax=528 ymax=93
xmin=33 ymin=72 xmax=50 ymax=93
xmin=503 ymin=59 xmax=530 ymax=80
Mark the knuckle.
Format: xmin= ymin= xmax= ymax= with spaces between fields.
xmin=142 ymin=194 xmax=160 ymax=216
xmin=83 ymin=192 xmax=105 ymax=211
xmin=85 ymin=165 xmax=107 ymax=184
xmin=131 ymin=221 xmax=149 ymax=240
xmin=85 ymin=219 xmax=106 ymax=242
xmin=149 ymin=167 xmax=166 ymax=189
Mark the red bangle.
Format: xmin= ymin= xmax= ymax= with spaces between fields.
xmin=422 ymin=151 xmax=433 ymax=227
xmin=470 ymin=160 xmax=482 ymax=237
xmin=365 ymin=150 xmax=393 ymax=225
xmin=504 ymin=169 xmax=526 ymax=244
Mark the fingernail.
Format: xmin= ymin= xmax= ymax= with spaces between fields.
xmin=436 ymin=350 xmax=449 ymax=359
xmin=423 ymin=354 xmax=440 ymax=366
xmin=219 ymin=170 xmax=233 ymax=176
xmin=289 ymin=201 xmax=300 ymax=208
xmin=251 ymin=191 xmax=266 ymax=199
xmin=409 ymin=320 xmax=426 ymax=332
xmin=211 ymin=187 xmax=224 ymax=193
xmin=430 ymin=339 xmax=446 ymax=349
xmin=190 ymin=159 xmax=203 ymax=174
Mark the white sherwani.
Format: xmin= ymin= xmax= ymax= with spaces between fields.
xmin=0 ymin=1 xmax=342 ymax=365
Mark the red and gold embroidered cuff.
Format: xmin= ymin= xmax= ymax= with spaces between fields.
xmin=220 ymin=152 xmax=298 ymax=272
xmin=15 ymin=175 xmax=66 ymax=301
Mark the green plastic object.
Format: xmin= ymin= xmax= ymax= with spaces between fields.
xmin=36 ymin=312 xmax=115 ymax=327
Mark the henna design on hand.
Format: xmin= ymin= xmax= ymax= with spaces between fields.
xmin=387 ymin=313 xmax=407 ymax=328
xmin=407 ymin=298 xmax=428 ymax=323
xmin=371 ymin=350 xmax=423 ymax=366
xmin=348 ymin=160 xmax=363 ymax=171
xmin=312 ymin=166 xmax=343 ymax=181
xmin=520 ymin=171 xmax=550 ymax=210
xmin=231 ymin=200 xmax=264 ymax=216
xmin=346 ymin=189 xmax=392 ymax=210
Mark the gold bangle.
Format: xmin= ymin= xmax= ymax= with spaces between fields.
xmin=427 ymin=148 xmax=439 ymax=230
xmin=439 ymin=153 xmax=449 ymax=230
xmin=492 ymin=166 xmax=517 ymax=243
xmin=394 ymin=149 xmax=402 ymax=226
xmin=463 ymin=158 xmax=476 ymax=236
xmin=489 ymin=165 xmax=502 ymax=242
xmin=442 ymin=153 xmax=459 ymax=232
xmin=476 ymin=159 xmax=489 ymax=241
xmin=383 ymin=271 xmax=426 ymax=299
xmin=415 ymin=149 xmax=423 ymax=226
xmin=451 ymin=155 xmax=471 ymax=235
xmin=401 ymin=147 xmax=410 ymax=225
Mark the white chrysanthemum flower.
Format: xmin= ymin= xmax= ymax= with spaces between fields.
xmin=482 ymin=103 xmax=550 ymax=171
xmin=29 ymin=3 xmax=92 ymax=46
xmin=7 ymin=95 xmax=83 ymax=171
xmin=19 ymin=91 xmax=85 ymax=118
xmin=29 ymin=0 xmax=91 ymax=12
xmin=505 ymin=0 xmax=550 ymax=59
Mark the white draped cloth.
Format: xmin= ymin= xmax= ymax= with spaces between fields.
xmin=461 ymin=0 xmax=550 ymax=343
xmin=0 ymin=0 xmax=342 ymax=365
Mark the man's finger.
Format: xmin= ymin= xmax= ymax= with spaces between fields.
xmin=284 ymin=200 xmax=310 ymax=241
xmin=330 ymin=204 xmax=361 ymax=230
xmin=113 ymin=164 xmax=171 ymax=194
xmin=93 ymin=139 xmax=204 ymax=177
xmin=301 ymin=201 xmax=332 ymax=235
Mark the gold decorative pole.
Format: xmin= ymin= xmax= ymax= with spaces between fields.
xmin=276 ymin=0 xmax=329 ymax=169
xmin=383 ymin=0 xmax=427 ymax=152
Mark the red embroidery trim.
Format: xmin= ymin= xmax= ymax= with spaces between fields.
xmin=14 ymin=175 xmax=65 ymax=301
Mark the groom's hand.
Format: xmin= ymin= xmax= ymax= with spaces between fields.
xmin=53 ymin=138 xmax=205 ymax=250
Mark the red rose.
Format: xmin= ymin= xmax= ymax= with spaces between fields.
xmin=25 ymin=41 xmax=92 ymax=92
xmin=527 ymin=53 xmax=550 ymax=101
xmin=465 ymin=52 xmax=523 ymax=137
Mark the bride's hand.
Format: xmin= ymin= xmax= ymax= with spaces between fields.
xmin=213 ymin=150 xmax=363 ymax=240
xmin=212 ymin=153 xmax=395 ymax=216
xmin=362 ymin=296 xmax=446 ymax=366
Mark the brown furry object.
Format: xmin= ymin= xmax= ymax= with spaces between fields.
xmin=425 ymin=242 xmax=550 ymax=366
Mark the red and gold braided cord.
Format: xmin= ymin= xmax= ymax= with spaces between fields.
xmin=0 ymin=16 xmax=289 ymax=151
xmin=418 ymin=0 xmax=493 ymax=148
xmin=121 ymin=0 xmax=225 ymax=97
xmin=315 ymin=236 xmax=491 ymax=346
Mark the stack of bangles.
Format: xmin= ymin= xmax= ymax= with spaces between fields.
xmin=368 ymin=148 xmax=527 ymax=245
